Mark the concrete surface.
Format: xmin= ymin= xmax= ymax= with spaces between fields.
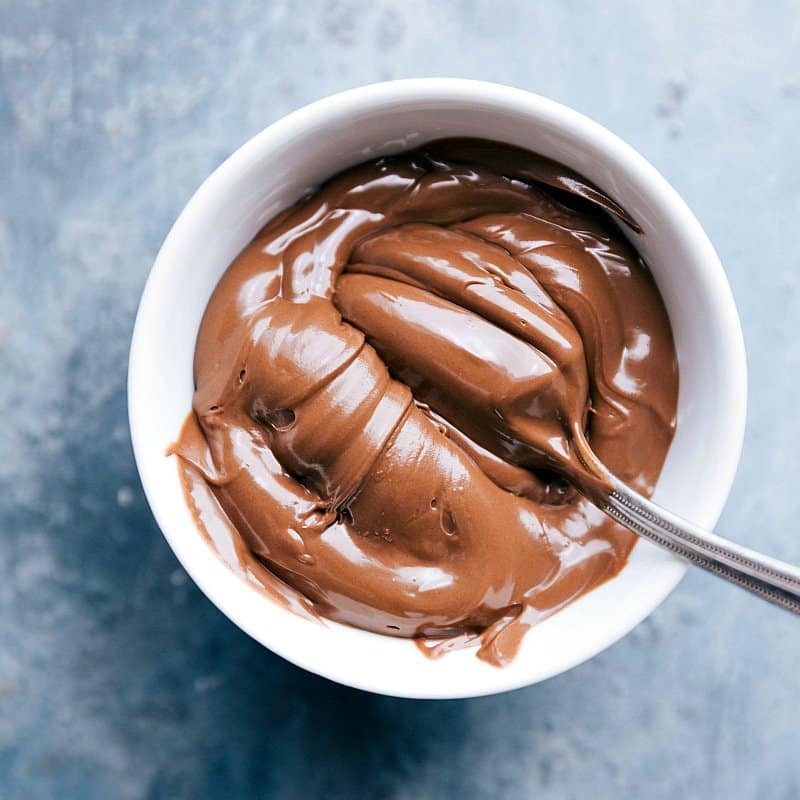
xmin=1 ymin=1 xmax=799 ymax=798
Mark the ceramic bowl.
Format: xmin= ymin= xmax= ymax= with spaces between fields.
xmin=128 ymin=79 xmax=747 ymax=698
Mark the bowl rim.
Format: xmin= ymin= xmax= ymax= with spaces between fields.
xmin=128 ymin=78 xmax=748 ymax=698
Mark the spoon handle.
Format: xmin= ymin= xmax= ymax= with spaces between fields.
xmin=571 ymin=436 xmax=800 ymax=612
xmin=605 ymin=475 xmax=800 ymax=613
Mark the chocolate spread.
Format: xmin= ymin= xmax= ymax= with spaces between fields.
xmin=171 ymin=138 xmax=678 ymax=665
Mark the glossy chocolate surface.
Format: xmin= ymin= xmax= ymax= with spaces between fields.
xmin=172 ymin=139 xmax=678 ymax=665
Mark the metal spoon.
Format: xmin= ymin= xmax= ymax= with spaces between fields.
xmin=572 ymin=436 xmax=800 ymax=613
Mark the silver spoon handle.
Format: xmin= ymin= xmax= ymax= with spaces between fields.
xmin=605 ymin=474 xmax=800 ymax=613
xmin=571 ymin=436 xmax=800 ymax=613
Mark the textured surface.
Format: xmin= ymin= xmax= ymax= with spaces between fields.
xmin=1 ymin=1 xmax=799 ymax=798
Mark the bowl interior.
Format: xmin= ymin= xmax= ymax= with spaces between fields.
xmin=129 ymin=80 xmax=746 ymax=698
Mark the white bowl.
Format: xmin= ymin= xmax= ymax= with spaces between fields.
xmin=128 ymin=79 xmax=747 ymax=699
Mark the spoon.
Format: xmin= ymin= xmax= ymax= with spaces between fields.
xmin=572 ymin=435 xmax=800 ymax=613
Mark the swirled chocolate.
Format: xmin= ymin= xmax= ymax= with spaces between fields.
xmin=171 ymin=139 xmax=678 ymax=665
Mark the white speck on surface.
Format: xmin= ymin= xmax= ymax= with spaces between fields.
xmin=193 ymin=675 xmax=222 ymax=693
xmin=116 ymin=487 xmax=135 ymax=508
xmin=169 ymin=569 xmax=187 ymax=587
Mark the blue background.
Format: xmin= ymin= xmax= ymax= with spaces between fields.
xmin=2 ymin=2 xmax=799 ymax=797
